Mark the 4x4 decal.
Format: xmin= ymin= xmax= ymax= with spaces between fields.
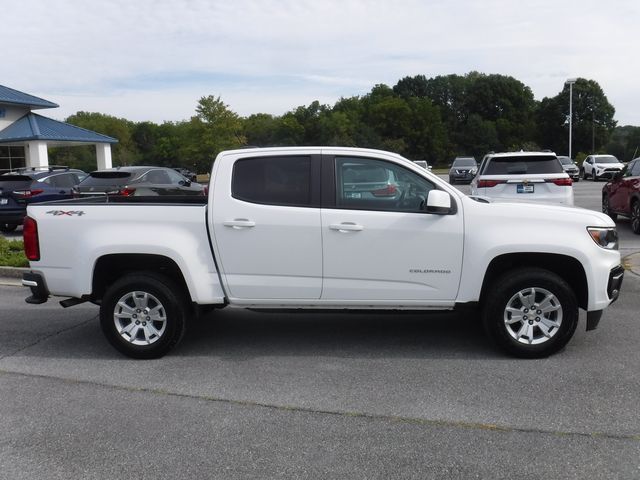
xmin=46 ymin=210 xmax=85 ymax=216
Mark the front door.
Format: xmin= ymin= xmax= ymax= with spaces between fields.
xmin=321 ymin=155 xmax=464 ymax=303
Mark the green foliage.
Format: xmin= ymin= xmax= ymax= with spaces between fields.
xmin=0 ymin=237 xmax=28 ymax=267
xmin=45 ymin=73 xmax=627 ymax=173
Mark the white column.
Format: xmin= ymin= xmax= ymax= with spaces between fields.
xmin=96 ymin=143 xmax=112 ymax=170
xmin=26 ymin=141 xmax=49 ymax=168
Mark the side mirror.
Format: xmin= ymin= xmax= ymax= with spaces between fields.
xmin=425 ymin=190 xmax=452 ymax=214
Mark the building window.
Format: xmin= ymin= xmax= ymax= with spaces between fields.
xmin=0 ymin=146 xmax=26 ymax=171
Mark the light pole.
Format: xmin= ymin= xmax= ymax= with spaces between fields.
xmin=565 ymin=78 xmax=577 ymax=159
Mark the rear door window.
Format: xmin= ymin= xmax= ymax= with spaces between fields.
xmin=232 ymin=156 xmax=314 ymax=207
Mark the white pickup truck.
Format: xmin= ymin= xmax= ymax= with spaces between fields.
xmin=21 ymin=147 xmax=624 ymax=359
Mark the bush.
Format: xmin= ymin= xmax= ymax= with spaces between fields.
xmin=0 ymin=237 xmax=28 ymax=267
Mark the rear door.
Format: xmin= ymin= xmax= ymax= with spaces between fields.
xmin=211 ymin=152 xmax=323 ymax=300
xmin=320 ymin=154 xmax=464 ymax=302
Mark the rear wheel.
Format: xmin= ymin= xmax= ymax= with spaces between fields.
xmin=602 ymin=194 xmax=617 ymax=221
xmin=100 ymin=273 xmax=187 ymax=358
xmin=0 ymin=223 xmax=18 ymax=233
xmin=482 ymin=268 xmax=578 ymax=358
xmin=631 ymin=201 xmax=640 ymax=234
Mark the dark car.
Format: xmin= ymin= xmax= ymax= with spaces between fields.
xmin=557 ymin=155 xmax=580 ymax=181
xmin=173 ymin=167 xmax=197 ymax=182
xmin=602 ymin=157 xmax=640 ymax=234
xmin=0 ymin=166 xmax=87 ymax=232
xmin=73 ymin=166 xmax=206 ymax=198
xmin=448 ymin=156 xmax=478 ymax=184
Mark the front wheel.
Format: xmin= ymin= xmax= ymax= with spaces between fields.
xmin=631 ymin=201 xmax=640 ymax=234
xmin=482 ymin=269 xmax=578 ymax=358
xmin=592 ymin=172 xmax=598 ymax=181
xmin=100 ymin=273 xmax=187 ymax=359
xmin=602 ymin=194 xmax=617 ymax=221
xmin=581 ymin=169 xmax=588 ymax=180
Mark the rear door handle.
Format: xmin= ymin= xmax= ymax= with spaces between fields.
xmin=329 ymin=222 xmax=364 ymax=232
xmin=223 ymin=219 xmax=256 ymax=229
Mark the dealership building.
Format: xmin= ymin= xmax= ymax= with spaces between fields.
xmin=0 ymin=84 xmax=117 ymax=171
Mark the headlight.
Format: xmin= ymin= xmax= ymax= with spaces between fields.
xmin=587 ymin=227 xmax=618 ymax=250
xmin=470 ymin=168 xmax=477 ymax=174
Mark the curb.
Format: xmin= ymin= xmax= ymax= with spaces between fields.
xmin=0 ymin=266 xmax=28 ymax=279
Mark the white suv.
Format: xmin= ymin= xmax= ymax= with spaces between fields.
xmin=471 ymin=152 xmax=573 ymax=205
xmin=581 ymin=154 xmax=625 ymax=181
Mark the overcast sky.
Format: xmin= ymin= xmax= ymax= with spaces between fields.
xmin=4 ymin=0 xmax=639 ymax=125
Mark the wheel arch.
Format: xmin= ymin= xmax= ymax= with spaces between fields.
xmin=92 ymin=254 xmax=192 ymax=305
xmin=480 ymin=253 xmax=588 ymax=310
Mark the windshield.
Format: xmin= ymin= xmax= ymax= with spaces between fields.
xmin=594 ymin=156 xmax=619 ymax=164
xmin=557 ymin=157 xmax=572 ymax=165
xmin=484 ymin=155 xmax=563 ymax=175
xmin=78 ymin=171 xmax=132 ymax=187
xmin=453 ymin=158 xmax=476 ymax=167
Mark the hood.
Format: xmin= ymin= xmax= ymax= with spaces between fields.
xmin=467 ymin=195 xmax=614 ymax=227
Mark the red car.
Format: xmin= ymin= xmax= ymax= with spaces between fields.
xmin=602 ymin=157 xmax=640 ymax=234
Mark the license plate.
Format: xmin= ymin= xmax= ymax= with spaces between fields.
xmin=517 ymin=184 xmax=534 ymax=194
xmin=0 ymin=198 xmax=8 ymax=205
xmin=346 ymin=192 xmax=362 ymax=199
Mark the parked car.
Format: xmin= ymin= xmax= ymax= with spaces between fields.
xmin=448 ymin=157 xmax=477 ymax=184
xmin=0 ymin=166 xmax=87 ymax=232
xmin=581 ymin=154 xmax=624 ymax=181
xmin=601 ymin=157 xmax=640 ymax=233
xmin=413 ymin=160 xmax=432 ymax=170
xmin=557 ymin=156 xmax=580 ymax=181
xmin=73 ymin=166 xmax=206 ymax=198
xmin=173 ymin=167 xmax=197 ymax=182
xmin=471 ymin=152 xmax=573 ymax=205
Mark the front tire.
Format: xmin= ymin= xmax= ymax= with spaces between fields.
xmin=482 ymin=268 xmax=578 ymax=358
xmin=100 ymin=273 xmax=187 ymax=359
xmin=581 ymin=169 xmax=588 ymax=180
xmin=602 ymin=194 xmax=617 ymax=221
xmin=631 ymin=201 xmax=640 ymax=234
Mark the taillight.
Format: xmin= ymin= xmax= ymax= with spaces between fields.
xmin=477 ymin=179 xmax=504 ymax=188
xmin=23 ymin=216 xmax=40 ymax=261
xmin=13 ymin=189 xmax=44 ymax=198
xmin=371 ymin=184 xmax=398 ymax=197
xmin=202 ymin=185 xmax=209 ymax=196
xmin=119 ymin=188 xmax=136 ymax=196
xmin=548 ymin=178 xmax=573 ymax=186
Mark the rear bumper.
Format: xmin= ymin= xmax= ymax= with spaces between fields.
xmin=0 ymin=209 xmax=26 ymax=225
xmin=22 ymin=271 xmax=49 ymax=304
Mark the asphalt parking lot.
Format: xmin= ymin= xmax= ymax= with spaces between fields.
xmin=1 ymin=178 xmax=639 ymax=479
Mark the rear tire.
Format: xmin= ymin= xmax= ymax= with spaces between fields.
xmin=0 ymin=223 xmax=18 ymax=233
xmin=100 ymin=273 xmax=188 ymax=359
xmin=482 ymin=268 xmax=578 ymax=358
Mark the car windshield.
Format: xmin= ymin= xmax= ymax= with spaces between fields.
xmin=453 ymin=158 xmax=476 ymax=167
xmin=483 ymin=155 xmax=563 ymax=175
xmin=594 ymin=156 xmax=619 ymax=164
xmin=558 ymin=157 xmax=572 ymax=165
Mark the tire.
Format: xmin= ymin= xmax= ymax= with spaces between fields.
xmin=482 ymin=268 xmax=578 ymax=358
xmin=592 ymin=172 xmax=598 ymax=182
xmin=581 ymin=169 xmax=588 ymax=180
xmin=602 ymin=194 xmax=617 ymax=221
xmin=449 ymin=176 xmax=455 ymax=184
xmin=0 ymin=223 xmax=18 ymax=233
xmin=631 ymin=200 xmax=640 ymax=235
xmin=100 ymin=273 xmax=188 ymax=359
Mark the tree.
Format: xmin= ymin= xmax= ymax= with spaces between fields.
xmin=536 ymin=78 xmax=616 ymax=156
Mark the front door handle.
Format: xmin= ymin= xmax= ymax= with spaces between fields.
xmin=329 ymin=222 xmax=364 ymax=232
xmin=223 ymin=219 xmax=256 ymax=229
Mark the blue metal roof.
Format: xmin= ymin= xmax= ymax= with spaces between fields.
xmin=0 ymin=113 xmax=118 ymax=144
xmin=0 ymin=85 xmax=58 ymax=109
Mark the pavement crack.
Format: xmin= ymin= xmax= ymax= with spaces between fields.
xmin=0 ymin=315 xmax=98 ymax=360
xmin=0 ymin=369 xmax=638 ymax=442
